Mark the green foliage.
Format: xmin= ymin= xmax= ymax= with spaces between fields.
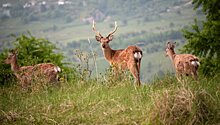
xmin=181 ymin=0 xmax=220 ymax=76
xmin=0 ymin=33 xmax=77 ymax=85
xmin=192 ymin=0 xmax=219 ymax=20
xmin=12 ymin=33 xmax=63 ymax=66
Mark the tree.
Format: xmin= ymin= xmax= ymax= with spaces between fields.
xmin=181 ymin=0 xmax=220 ymax=76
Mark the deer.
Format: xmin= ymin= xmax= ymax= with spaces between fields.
xmin=4 ymin=50 xmax=61 ymax=88
xmin=165 ymin=41 xmax=200 ymax=81
xmin=92 ymin=21 xmax=143 ymax=86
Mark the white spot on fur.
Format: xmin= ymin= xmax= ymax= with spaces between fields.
xmin=54 ymin=66 xmax=61 ymax=73
xmin=196 ymin=61 xmax=200 ymax=66
xmin=191 ymin=61 xmax=200 ymax=66
xmin=54 ymin=67 xmax=57 ymax=72
xmin=134 ymin=52 xmax=142 ymax=59
xmin=57 ymin=66 xmax=61 ymax=72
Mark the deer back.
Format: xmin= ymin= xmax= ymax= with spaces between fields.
xmin=173 ymin=53 xmax=199 ymax=74
xmin=31 ymin=63 xmax=60 ymax=78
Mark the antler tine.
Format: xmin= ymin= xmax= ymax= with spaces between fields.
xmin=92 ymin=20 xmax=103 ymax=37
xmin=107 ymin=21 xmax=118 ymax=37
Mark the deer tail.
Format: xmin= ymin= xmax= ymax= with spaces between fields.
xmin=134 ymin=51 xmax=142 ymax=85
xmin=54 ymin=66 xmax=61 ymax=73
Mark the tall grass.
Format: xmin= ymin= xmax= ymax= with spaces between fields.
xmin=0 ymin=73 xmax=220 ymax=124
xmin=149 ymin=74 xmax=220 ymax=124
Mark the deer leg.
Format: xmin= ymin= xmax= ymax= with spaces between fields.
xmin=137 ymin=59 xmax=141 ymax=86
xmin=128 ymin=62 xmax=141 ymax=86
xmin=111 ymin=65 xmax=123 ymax=81
xmin=191 ymin=71 xmax=198 ymax=80
xmin=51 ymin=74 xmax=60 ymax=84
xmin=193 ymin=66 xmax=198 ymax=80
xmin=20 ymin=76 xmax=31 ymax=89
xmin=176 ymin=72 xmax=183 ymax=83
xmin=195 ymin=72 xmax=198 ymax=80
xmin=112 ymin=66 xmax=119 ymax=80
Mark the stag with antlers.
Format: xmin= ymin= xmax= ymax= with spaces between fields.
xmin=165 ymin=41 xmax=200 ymax=81
xmin=4 ymin=50 xmax=61 ymax=88
xmin=92 ymin=21 xmax=143 ymax=86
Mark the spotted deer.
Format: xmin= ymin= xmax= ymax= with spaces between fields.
xmin=92 ymin=21 xmax=143 ymax=86
xmin=165 ymin=41 xmax=200 ymax=81
xmin=4 ymin=50 xmax=61 ymax=88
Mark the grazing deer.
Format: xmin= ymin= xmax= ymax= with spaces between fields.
xmin=165 ymin=41 xmax=200 ymax=81
xmin=92 ymin=21 xmax=143 ymax=86
xmin=4 ymin=50 xmax=61 ymax=88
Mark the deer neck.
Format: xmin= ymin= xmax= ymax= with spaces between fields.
xmin=168 ymin=49 xmax=176 ymax=62
xmin=102 ymin=47 xmax=114 ymax=62
xmin=10 ymin=60 xmax=20 ymax=72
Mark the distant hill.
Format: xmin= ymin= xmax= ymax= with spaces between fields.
xmin=0 ymin=0 xmax=194 ymax=23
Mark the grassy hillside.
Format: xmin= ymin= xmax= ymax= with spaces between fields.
xmin=1 ymin=74 xmax=219 ymax=124
xmin=1 ymin=1 xmax=219 ymax=124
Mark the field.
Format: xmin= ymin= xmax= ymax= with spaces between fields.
xmin=1 ymin=1 xmax=219 ymax=124
xmin=1 ymin=73 xmax=220 ymax=124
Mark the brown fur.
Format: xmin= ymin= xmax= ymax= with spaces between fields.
xmin=93 ymin=21 xmax=143 ymax=86
xmin=165 ymin=41 xmax=200 ymax=81
xmin=5 ymin=51 xmax=61 ymax=88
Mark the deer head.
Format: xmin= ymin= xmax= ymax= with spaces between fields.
xmin=92 ymin=20 xmax=118 ymax=49
xmin=5 ymin=50 xmax=18 ymax=64
xmin=165 ymin=41 xmax=176 ymax=57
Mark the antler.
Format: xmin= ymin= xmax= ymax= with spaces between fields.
xmin=107 ymin=21 xmax=118 ymax=38
xmin=92 ymin=20 xmax=103 ymax=37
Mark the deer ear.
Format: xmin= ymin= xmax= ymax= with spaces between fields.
xmin=95 ymin=36 xmax=101 ymax=42
xmin=9 ymin=49 xmax=14 ymax=55
xmin=14 ymin=49 xmax=18 ymax=54
xmin=172 ymin=42 xmax=176 ymax=48
xmin=166 ymin=41 xmax=170 ymax=48
xmin=108 ymin=35 xmax=114 ymax=41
